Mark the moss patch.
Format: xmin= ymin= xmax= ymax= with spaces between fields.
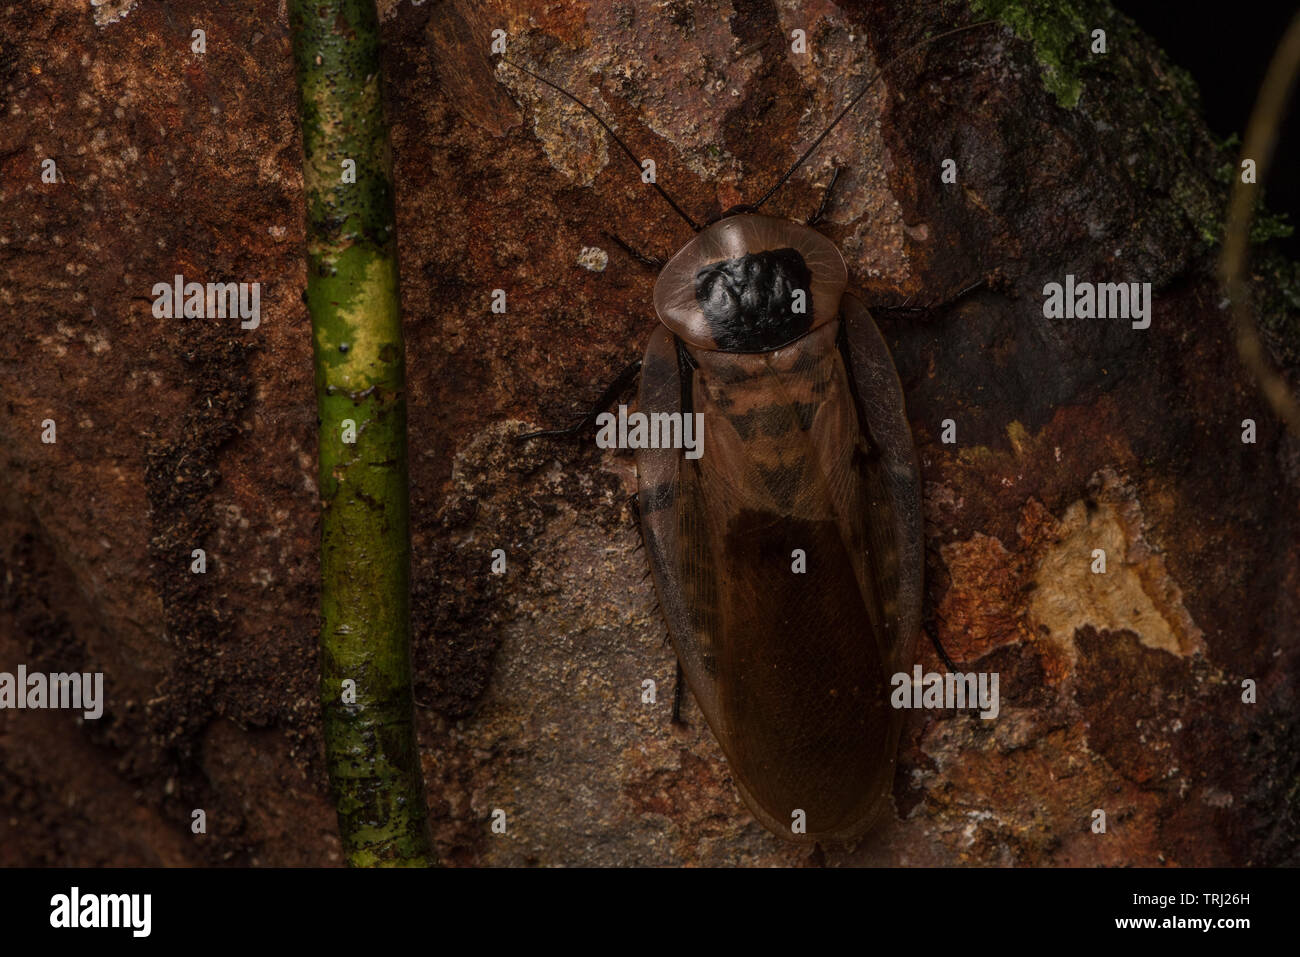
xmin=969 ymin=0 xmax=1105 ymax=108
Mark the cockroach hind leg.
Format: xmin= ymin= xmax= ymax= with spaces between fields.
xmin=516 ymin=357 xmax=644 ymax=442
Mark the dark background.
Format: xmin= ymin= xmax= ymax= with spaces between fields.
xmin=1116 ymin=0 xmax=1300 ymax=256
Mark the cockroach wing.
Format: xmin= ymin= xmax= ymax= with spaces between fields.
xmin=635 ymin=326 xmax=716 ymax=689
xmin=636 ymin=310 xmax=920 ymax=843
xmin=839 ymin=291 xmax=924 ymax=667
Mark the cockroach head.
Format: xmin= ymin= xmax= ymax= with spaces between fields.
xmin=652 ymin=213 xmax=847 ymax=353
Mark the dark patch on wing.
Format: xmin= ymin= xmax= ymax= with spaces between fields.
xmin=789 ymin=400 xmax=818 ymax=431
xmin=755 ymin=463 xmax=801 ymax=510
xmin=639 ymin=481 xmax=675 ymax=515
xmin=715 ymin=509 xmax=891 ymax=836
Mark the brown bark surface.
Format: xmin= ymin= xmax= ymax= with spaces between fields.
xmin=1 ymin=0 xmax=1296 ymax=865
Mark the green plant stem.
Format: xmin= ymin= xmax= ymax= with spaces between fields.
xmin=289 ymin=0 xmax=434 ymax=867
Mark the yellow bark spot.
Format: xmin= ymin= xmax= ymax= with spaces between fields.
xmin=1029 ymin=470 xmax=1203 ymax=662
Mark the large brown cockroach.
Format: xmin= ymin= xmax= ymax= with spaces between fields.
xmin=509 ymin=20 xmax=990 ymax=843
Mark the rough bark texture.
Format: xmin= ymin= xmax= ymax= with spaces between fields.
xmin=1 ymin=0 xmax=1297 ymax=866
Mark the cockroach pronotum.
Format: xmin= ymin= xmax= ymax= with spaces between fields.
xmin=506 ymin=19 xmax=994 ymax=843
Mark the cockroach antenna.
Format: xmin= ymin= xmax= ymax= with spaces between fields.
xmin=500 ymin=57 xmax=704 ymax=232
xmin=750 ymin=19 xmax=998 ymax=212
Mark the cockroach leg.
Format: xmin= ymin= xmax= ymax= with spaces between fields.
xmin=872 ymin=277 xmax=988 ymax=315
xmin=603 ymin=230 xmax=665 ymax=270
xmin=671 ymin=660 xmax=685 ymax=725
xmin=806 ymin=164 xmax=843 ymax=227
xmin=628 ymin=493 xmax=648 ymax=552
xmin=927 ymin=628 xmax=959 ymax=672
xmin=517 ymin=358 xmax=643 ymax=441
xmin=924 ymin=592 xmax=962 ymax=670
xmin=949 ymin=277 xmax=987 ymax=303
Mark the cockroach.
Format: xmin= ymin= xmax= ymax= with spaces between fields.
xmin=507 ymin=20 xmax=991 ymax=843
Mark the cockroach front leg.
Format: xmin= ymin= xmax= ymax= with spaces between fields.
xmin=871 ymin=277 xmax=987 ymax=315
xmin=603 ymin=231 xmax=665 ymax=270
xmin=517 ymin=358 xmax=643 ymax=441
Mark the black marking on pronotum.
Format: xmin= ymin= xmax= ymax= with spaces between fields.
xmin=695 ymin=248 xmax=814 ymax=352
xmin=506 ymin=18 xmax=997 ymax=842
